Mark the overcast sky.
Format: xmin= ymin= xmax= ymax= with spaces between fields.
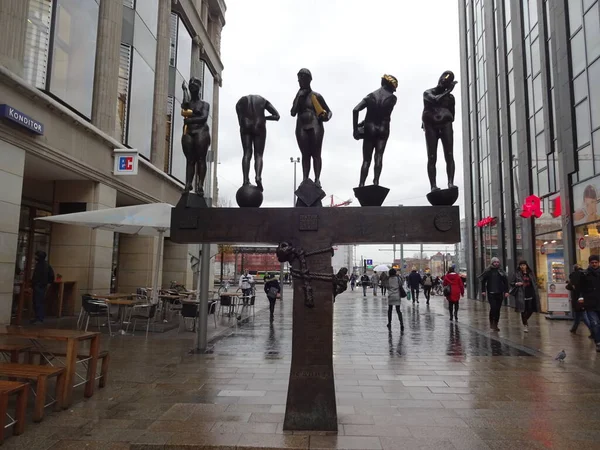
xmin=216 ymin=0 xmax=463 ymax=265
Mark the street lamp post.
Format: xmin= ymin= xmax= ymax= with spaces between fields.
xmin=290 ymin=157 xmax=300 ymax=206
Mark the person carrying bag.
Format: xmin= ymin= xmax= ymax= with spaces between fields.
xmin=264 ymin=274 xmax=281 ymax=323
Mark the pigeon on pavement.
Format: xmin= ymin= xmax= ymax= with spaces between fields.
xmin=555 ymin=349 xmax=566 ymax=362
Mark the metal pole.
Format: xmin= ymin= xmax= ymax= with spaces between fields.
xmin=420 ymin=244 xmax=423 ymax=271
xmin=400 ymin=244 xmax=404 ymax=276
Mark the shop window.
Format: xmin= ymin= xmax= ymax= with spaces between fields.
xmin=535 ymin=232 xmax=565 ymax=313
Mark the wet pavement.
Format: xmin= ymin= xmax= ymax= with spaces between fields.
xmin=4 ymin=287 xmax=600 ymax=450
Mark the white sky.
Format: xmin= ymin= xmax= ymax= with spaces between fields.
xmin=217 ymin=0 xmax=463 ymax=265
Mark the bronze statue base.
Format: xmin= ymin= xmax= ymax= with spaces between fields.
xmin=426 ymin=186 xmax=459 ymax=206
xmin=295 ymin=179 xmax=326 ymax=207
xmin=353 ymin=185 xmax=390 ymax=207
xmin=236 ymin=184 xmax=264 ymax=208
xmin=177 ymin=192 xmax=208 ymax=209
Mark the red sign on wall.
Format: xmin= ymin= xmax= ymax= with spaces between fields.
xmin=551 ymin=196 xmax=562 ymax=218
xmin=520 ymin=195 xmax=543 ymax=218
xmin=477 ymin=217 xmax=496 ymax=227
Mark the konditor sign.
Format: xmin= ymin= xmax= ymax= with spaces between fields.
xmin=0 ymin=104 xmax=44 ymax=135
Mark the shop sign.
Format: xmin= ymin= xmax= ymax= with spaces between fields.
xmin=547 ymin=283 xmax=570 ymax=313
xmin=0 ymin=104 xmax=44 ymax=135
xmin=113 ymin=149 xmax=139 ymax=176
xmin=520 ymin=195 xmax=543 ymax=218
xmin=477 ymin=216 xmax=496 ymax=227
xmin=551 ymin=196 xmax=562 ymax=218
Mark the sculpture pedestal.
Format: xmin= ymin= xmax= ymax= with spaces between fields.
xmin=236 ymin=184 xmax=264 ymax=207
xmin=353 ymin=185 xmax=390 ymax=206
xmin=426 ymin=187 xmax=459 ymax=206
xmin=295 ymin=179 xmax=326 ymax=207
xmin=176 ymin=192 xmax=208 ymax=209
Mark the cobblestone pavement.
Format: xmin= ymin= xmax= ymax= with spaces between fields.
xmin=5 ymin=288 xmax=600 ymax=450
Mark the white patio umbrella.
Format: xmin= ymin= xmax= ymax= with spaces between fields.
xmin=35 ymin=203 xmax=173 ymax=304
xmin=373 ymin=264 xmax=390 ymax=273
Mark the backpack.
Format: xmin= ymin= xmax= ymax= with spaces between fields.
xmin=267 ymin=286 xmax=278 ymax=299
xmin=424 ymin=275 xmax=432 ymax=287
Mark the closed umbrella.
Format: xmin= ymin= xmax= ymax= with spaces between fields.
xmin=36 ymin=203 xmax=173 ymax=305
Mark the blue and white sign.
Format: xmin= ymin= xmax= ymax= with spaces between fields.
xmin=113 ymin=149 xmax=139 ymax=176
xmin=366 ymin=259 xmax=373 ymax=265
xmin=0 ymin=104 xmax=44 ymax=135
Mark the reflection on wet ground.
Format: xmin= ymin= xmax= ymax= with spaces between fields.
xmin=210 ymin=293 xmax=532 ymax=358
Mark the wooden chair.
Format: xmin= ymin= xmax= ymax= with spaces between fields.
xmin=0 ymin=380 xmax=28 ymax=444
xmin=0 ymin=364 xmax=65 ymax=422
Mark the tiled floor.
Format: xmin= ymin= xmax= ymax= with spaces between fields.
xmin=4 ymin=287 xmax=600 ymax=449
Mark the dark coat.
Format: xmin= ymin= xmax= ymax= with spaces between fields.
xmin=509 ymin=270 xmax=539 ymax=313
xmin=407 ymin=271 xmax=422 ymax=289
xmin=576 ymin=266 xmax=600 ymax=311
xmin=32 ymin=258 xmax=54 ymax=287
xmin=479 ymin=266 xmax=509 ymax=294
xmin=566 ymin=269 xmax=584 ymax=312
xmin=264 ymin=279 xmax=281 ymax=298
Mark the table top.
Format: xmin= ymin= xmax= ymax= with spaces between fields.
xmin=105 ymin=299 xmax=141 ymax=306
xmin=0 ymin=326 xmax=99 ymax=341
xmin=92 ymin=293 xmax=131 ymax=300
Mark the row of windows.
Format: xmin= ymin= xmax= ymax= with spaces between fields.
xmin=22 ymin=0 xmax=217 ymax=187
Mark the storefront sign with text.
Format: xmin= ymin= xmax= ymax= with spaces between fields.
xmin=477 ymin=217 xmax=497 ymax=227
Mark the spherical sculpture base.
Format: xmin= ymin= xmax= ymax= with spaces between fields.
xmin=236 ymin=184 xmax=264 ymax=208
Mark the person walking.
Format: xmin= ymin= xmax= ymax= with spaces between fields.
xmin=264 ymin=274 xmax=281 ymax=322
xmin=239 ymin=270 xmax=254 ymax=305
xmin=372 ymin=272 xmax=380 ymax=296
xmin=479 ymin=257 xmax=509 ymax=332
xmin=407 ymin=267 xmax=422 ymax=304
xmin=509 ymin=260 xmax=539 ymax=332
xmin=30 ymin=251 xmax=54 ymax=324
xmin=443 ymin=266 xmax=464 ymax=320
xmin=422 ymin=268 xmax=434 ymax=305
xmin=380 ymin=270 xmax=389 ymax=296
xmin=350 ymin=274 xmax=356 ymax=291
xmin=386 ymin=268 xmax=405 ymax=333
xmin=567 ymin=264 xmax=593 ymax=337
xmin=360 ymin=273 xmax=370 ymax=297
xmin=574 ymin=255 xmax=600 ymax=352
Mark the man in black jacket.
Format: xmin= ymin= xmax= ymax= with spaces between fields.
xmin=479 ymin=257 xmax=509 ymax=332
xmin=407 ymin=268 xmax=422 ymax=304
xmin=576 ymin=255 xmax=600 ymax=352
xmin=31 ymin=251 xmax=54 ymax=324
xmin=567 ymin=264 xmax=592 ymax=336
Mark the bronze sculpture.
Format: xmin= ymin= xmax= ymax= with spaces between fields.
xmin=181 ymin=78 xmax=211 ymax=196
xmin=291 ymin=68 xmax=332 ymax=190
xmin=422 ymin=71 xmax=457 ymax=192
xmin=353 ymin=74 xmax=398 ymax=187
xmin=236 ymin=95 xmax=280 ymax=192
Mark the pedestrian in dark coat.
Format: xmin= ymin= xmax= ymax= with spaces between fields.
xmin=567 ymin=264 xmax=592 ymax=336
xmin=509 ymin=260 xmax=539 ymax=332
xmin=479 ymin=257 xmax=509 ymax=332
xmin=31 ymin=251 xmax=54 ymax=324
xmin=264 ymin=275 xmax=281 ymax=322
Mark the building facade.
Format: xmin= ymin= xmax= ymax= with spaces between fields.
xmin=0 ymin=0 xmax=225 ymax=323
xmin=459 ymin=0 xmax=599 ymax=314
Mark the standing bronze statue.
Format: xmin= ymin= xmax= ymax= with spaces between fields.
xmin=181 ymin=77 xmax=211 ymax=196
xmin=353 ymin=74 xmax=398 ymax=188
xmin=422 ymin=71 xmax=457 ymax=193
xmin=291 ymin=68 xmax=332 ymax=191
xmin=236 ymin=95 xmax=280 ymax=192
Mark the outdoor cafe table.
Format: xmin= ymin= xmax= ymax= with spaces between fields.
xmin=0 ymin=326 xmax=100 ymax=407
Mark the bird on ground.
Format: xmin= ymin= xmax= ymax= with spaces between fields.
xmin=554 ymin=350 xmax=566 ymax=362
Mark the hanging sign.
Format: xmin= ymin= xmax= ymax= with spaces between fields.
xmin=477 ymin=217 xmax=496 ymax=227
xmin=113 ymin=149 xmax=139 ymax=176
xmin=520 ymin=195 xmax=543 ymax=218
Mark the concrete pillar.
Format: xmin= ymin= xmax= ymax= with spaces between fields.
xmin=91 ymin=0 xmax=123 ymax=139
xmin=0 ymin=141 xmax=26 ymax=323
xmin=117 ymin=235 xmax=162 ymax=296
xmin=50 ymin=182 xmax=116 ymax=307
xmin=0 ymin=0 xmax=27 ymax=77
xmin=162 ymin=241 xmax=194 ymax=290
xmin=150 ymin=0 xmax=171 ymax=170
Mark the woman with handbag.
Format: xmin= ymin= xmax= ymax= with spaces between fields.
xmin=509 ymin=260 xmax=539 ymax=332
xmin=386 ymin=268 xmax=406 ymax=333
xmin=264 ymin=274 xmax=281 ymax=323
xmin=443 ymin=266 xmax=464 ymax=320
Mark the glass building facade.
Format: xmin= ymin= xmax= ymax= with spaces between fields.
xmin=460 ymin=0 xmax=600 ymax=315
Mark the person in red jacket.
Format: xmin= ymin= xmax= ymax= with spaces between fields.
xmin=443 ymin=266 xmax=465 ymax=321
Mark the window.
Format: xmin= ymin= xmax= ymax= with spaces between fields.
xmin=23 ymin=0 xmax=52 ymax=89
xmin=135 ymin=0 xmax=158 ymax=37
xmin=578 ymin=145 xmax=594 ymax=178
xmin=585 ymin=3 xmax=600 ymax=63
xmin=176 ymin=18 xmax=193 ymax=81
xmin=169 ymin=13 xmax=178 ymax=67
xmin=531 ymin=37 xmax=541 ymax=76
xmin=128 ymin=50 xmax=155 ymax=159
xmin=116 ymin=44 xmax=132 ymax=143
xmin=165 ymin=97 xmax=174 ymax=173
xmin=49 ymin=0 xmax=99 ymax=118
xmin=590 ymin=59 xmax=600 ymax=129
xmin=575 ymin=100 xmax=591 ymax=148
xmin=570 ymin=30 xmax=586 ymax=77
xmin=568 ymin=0 xmax=583 ymax=35
xmin=574 ymin=71 xmax=588 ymax=105
xmin=533 ymin=75 xmax=543 ymax=112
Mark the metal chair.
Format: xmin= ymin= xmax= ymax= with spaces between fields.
xmin=126 ymin=304 xmax=158 ymax=338
xmin=80 ymin=295 xmax=112 ymax=335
